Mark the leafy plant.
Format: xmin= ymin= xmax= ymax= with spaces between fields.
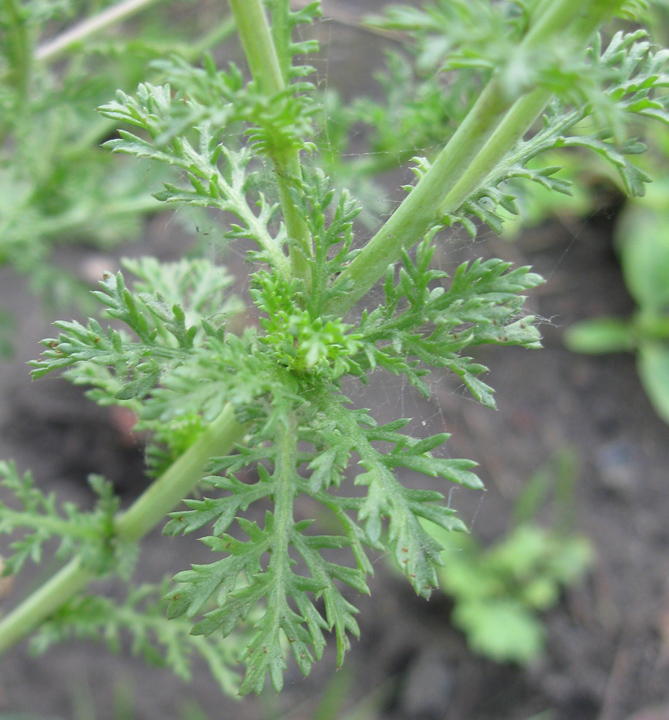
xmin=0 ymin=0 xmax=666 ymax=700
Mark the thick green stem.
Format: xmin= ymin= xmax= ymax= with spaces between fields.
xmin=0 ymin=559 xmax=92 ymax=656
xmin=227 ymin=0 xmax=313 ymax=282
xmin=115 ymin=404 xmax=245 ymax=542
xmin=328 ymin=0 xmax=621 ymax=316
xmin=439 ymin=88 xmax=551 ymax=218
xmin=1 ymin=0 xmax=32 ymax=143
xmin=0 ymin=404 xmax=245 ymax=654
xmin=327 ymin=80 xmax=512 ymax=314
xmin=438 ymin=0 xmax=627 ymax=219
xmin=275 ymin=158 xmax=313 ymax=281
xmin=227 ymin=0 xmax=284 ymax=95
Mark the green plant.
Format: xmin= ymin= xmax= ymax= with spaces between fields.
xmin=0 ymin=0 xmax=667 ymax=700
xmin=426 ymin=452 xmax=594 ymax=665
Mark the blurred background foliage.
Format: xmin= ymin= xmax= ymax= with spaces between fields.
xmin=0 ymin=0 xmax=235 ymax=347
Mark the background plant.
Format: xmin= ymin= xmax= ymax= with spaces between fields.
xmin=426 ymin=451 xmax=594 ymax=665
xmin=565 ymin=178 xmax=669 ymax=423
xmin=0 ymin=0 xmax=666 ymax=701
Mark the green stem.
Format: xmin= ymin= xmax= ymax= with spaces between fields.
xmin=328 ymin=0 xmax=621 ymax=316
xmin=0 ymin=559 xmax=91 ymax=656
xmin=227 ymin=0 xmax=284 ymax=95
xmin=438 ymin=0 xmax=627 ymax=219
xmin=115 ymin=404 xmax=245 ymax=541
xmin=438 ymin=88 xmax=551 ymax=217
xmin=637 ymin=310 xmax=669 ymax=341
xmin=227 ymin=0 xmax=313 ymax=282
xmin=327 ymin=79 xmax=512 ymax=314
xmin=1 ymin=0 xmax=32 ymax=143
xmin=0 ymin=404 xmax=245 ymax=654
xmin=33 ymin=0 xmax=164 ymax=63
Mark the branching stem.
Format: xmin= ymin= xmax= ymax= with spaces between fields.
xmin=0 ymin=404 xmax=245 ymax=655
xmin=328 ymin=0 xmax=625 ymax=315
xmin=438 ymin=0 xmax=626 ymax=219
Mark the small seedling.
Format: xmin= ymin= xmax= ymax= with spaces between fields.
xmin=426 ymin=451 xmax=594 ymax=665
